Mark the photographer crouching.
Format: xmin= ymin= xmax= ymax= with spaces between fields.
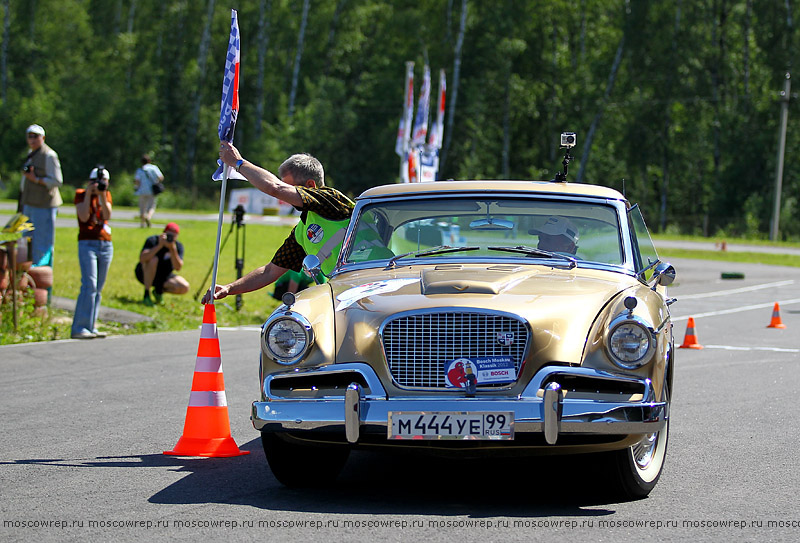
xmin=71 ymin=166 xmax=113 ymax=339
xmin=135 ymin=222 xmax=189 ymax=306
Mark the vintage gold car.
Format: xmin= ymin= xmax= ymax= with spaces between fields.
xmin=252 ymin=179 xmax=676 ymax=498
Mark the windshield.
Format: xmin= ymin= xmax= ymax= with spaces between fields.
xmin=343 ymin=196 xmax=625 ymax=268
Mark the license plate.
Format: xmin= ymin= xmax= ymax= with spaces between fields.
xmin=388 ymin=411 xmax=514 ymax=440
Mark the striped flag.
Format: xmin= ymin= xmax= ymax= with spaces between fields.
xmin=428 ymin=69 xmax=446 ymax=150
xmin=218 ymin=10 xmax=240 ymax=142
xmin=395 ymin=62 xmax=415 ymax=157
xmin=410 ymin=65 xmax=431 ymax=147
xmin=213 ymin=10 xmax=245 ymax=181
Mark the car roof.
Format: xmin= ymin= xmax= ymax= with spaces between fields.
xmin=357 ymin=180 xmax=627 ymax=201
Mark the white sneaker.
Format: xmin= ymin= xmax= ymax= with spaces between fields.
xmin=71 ymin=331 xmax=96 ymax=339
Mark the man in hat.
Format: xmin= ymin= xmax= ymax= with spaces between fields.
xmin=135 ymin=222 xmax=190 ymax=306
xmin=20 ymin=124 xmax=63 ymax=267
xmin=529 ymin=216 xmax=580 ymax=255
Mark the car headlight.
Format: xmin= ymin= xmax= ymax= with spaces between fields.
xmin=261 ymin=312 xmax=314 ymax=365
xmin=607 ymin=319 xmax=655 ymax=369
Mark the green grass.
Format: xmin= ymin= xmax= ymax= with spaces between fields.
xmin=652 ymin=232 xmax=800 ymax=249
xmin=657 ymin=248 xmax=800 ymax=267
xmin=2 ymin=215 xmax=294 ymax=344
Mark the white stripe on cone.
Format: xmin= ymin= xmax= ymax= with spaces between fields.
xmin=194 ymin=356 xmax=223 ymax=373
xmin=200 ymin=323 xmax=218 ymax=339
xmin=188 ymin=390 xmax=228 ymax=407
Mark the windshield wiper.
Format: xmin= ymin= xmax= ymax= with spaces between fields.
xmin=386 ymin=245 xmax=480 ymax=269
xmin=487 ymin=245 xmax=577 ymax=269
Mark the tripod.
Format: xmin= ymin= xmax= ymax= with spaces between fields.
xmin=195 ymin=205 xmax=246 ymax=310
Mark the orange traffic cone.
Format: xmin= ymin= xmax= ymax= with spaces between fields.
xmin=678 ymin=317 xmax=704 ymax=349
xmin=767 ymin=302 xmax=787 ymax=329
xmin=164 ymin=304 xmax=250 ymax=457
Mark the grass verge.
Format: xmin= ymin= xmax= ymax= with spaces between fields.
xmin=2 ymin=217 xmax=294 ymax=344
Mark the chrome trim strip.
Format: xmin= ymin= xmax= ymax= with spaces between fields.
xmin=264 ymin=363 xmax=388 ymax=400
xmin=253 ymin=363 xmax=665 ymax=436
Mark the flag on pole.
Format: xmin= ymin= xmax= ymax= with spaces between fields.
xmin=212 ymin=10 xmax=245 ymax=181
xmin=411 ymin=65 xmax=431 ymax=147
xmin=428 ymin=69 xmax=446 ymax=150
xmin=395 ymin=62 xmax=415 ymax=157
xmin=208 ymin=9 xmax=240 ymax=305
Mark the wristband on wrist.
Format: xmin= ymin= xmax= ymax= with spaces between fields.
xmin=235 ymin=159 xmax=244 ymax=172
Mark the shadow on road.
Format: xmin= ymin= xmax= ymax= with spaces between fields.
xmin=4 ymin=438 xmax=632 ymax=516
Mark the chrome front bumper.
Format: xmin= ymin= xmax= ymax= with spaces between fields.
xmin=251 ymin=363 xmax=666 ymax=445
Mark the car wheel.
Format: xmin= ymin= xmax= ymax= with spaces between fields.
xmin=611 ymin=417 xmax=669 ymax=499
xmin=261 ymin=432 xmax=350 ymax=488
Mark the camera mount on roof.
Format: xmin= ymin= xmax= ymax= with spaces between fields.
xmin=553 ymin=132 xmax=576 ymax=183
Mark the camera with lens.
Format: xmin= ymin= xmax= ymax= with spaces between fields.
xmin=560 ymin=132 xmax=577 ymax=148
xmin=95 ymin=165 xmax=108 ymax=191
xmin=23 ymin=163 xmax=33 ymax=174
xmin=166 ymin=233 xmax=175 ymax=243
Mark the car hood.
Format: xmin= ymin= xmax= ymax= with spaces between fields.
xmin=330 ymin=263 xmax=636 ymax=365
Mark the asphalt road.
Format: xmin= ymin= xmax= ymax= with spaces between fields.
xmin=2 ymin=257 xmax=800 ymax=542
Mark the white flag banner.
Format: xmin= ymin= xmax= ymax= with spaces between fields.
xmin=410 ymin=65 xmax=431 ymax=147
xmin=428 ymin=69 xmax=446 ymax=150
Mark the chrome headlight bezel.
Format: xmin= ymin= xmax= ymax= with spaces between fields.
xmin=261 ymin=310 xmax=315 ymax=365
xmin=606 ymin=314 xmax=656 ymax=369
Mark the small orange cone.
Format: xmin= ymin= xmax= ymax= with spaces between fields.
xmin=767 ymin=302 xmax=787 ymax=329
xmin=164 ymin=304 xmax=250 ymax=457
xmin=678 ymin=317 xmax=704 ymax=349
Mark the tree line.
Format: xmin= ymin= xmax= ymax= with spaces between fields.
xmin=1 ymin=0 xmax=799 ymax=239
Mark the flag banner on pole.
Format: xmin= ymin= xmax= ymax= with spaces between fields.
xmin=395 ymin=62 xmax=415 ymax=157
xmin=411 ymin=65 xmax=430 ymax=147
xmin=213 ymin=10 xmax=241 ymax=181
xmin=428 ymin=69 xmax=446 ymax=150
xmin=419 ymin=148 xmax=438 ymax=182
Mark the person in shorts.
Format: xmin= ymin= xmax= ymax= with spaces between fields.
xmin=135 ymin=222 xmax=189 ymax=306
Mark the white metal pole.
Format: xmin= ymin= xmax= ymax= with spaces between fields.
xmin=207 ymin=164 xmax=230 ymax=304
xmin=771 ymin=72 xmax=791 ymax=241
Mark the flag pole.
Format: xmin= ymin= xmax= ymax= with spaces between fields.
xmin=207 ymin=164 xmax=230 ymax=305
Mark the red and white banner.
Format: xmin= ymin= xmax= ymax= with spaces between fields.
xmin=428 ymin=69 xmax=446 ymax=150
xmin=395 ymin=61 xmax=415 ymax=158
xmin=410 ymin=65 xmax=431 ymax=147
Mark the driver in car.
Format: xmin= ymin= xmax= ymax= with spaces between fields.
xmin=529 ymin=216 xmax=579 ymax=255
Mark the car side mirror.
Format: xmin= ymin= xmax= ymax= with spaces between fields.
xmin=651 ymin=262 xmax=676 ymax=290
xmin=302 ymin=254 xmax=324 ymax=285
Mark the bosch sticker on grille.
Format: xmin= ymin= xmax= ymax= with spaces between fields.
xmin=444 ymin=356 xmax=516 ymax=387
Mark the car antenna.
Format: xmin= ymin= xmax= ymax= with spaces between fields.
xmin=553 ymin=131 xmax=576 ymax=183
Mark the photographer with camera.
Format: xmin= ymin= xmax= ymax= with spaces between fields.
xmin=71 ymin=166 xmax=113 ymax=339
xmin=20 ymin=124 xmax=63 ymax=268
xmin=135 ymin=222 xmax=189 ymax=306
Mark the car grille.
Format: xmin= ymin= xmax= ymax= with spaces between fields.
xmin=382 ymin=311 xmax=529 ymax=388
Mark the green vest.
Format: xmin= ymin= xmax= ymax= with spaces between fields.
xmin=294 ymin=211 xmax=350 ymax=276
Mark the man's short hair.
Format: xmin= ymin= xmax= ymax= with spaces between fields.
xmin=279 ymin=153 xmax=325 ymax=187
xmin=141 ymin=154 xmax=152 ymax=165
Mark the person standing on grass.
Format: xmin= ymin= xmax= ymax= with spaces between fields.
xmin=135 ymin=222 xmax=190 ymax=306
xmin=71 ymin=167 xmax=113 ymax=340
xmin=133 ymin=154 xmax=164 ymax=228
xmin=20 ymin=124 xmax=63 ymax=267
